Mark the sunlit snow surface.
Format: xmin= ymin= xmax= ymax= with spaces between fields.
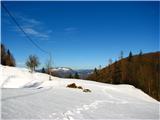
xmin=1 ymin=65 xmax=159 ymax=120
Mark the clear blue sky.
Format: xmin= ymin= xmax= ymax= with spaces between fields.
xmin=1 ymin=1 xmax=159 ymax=69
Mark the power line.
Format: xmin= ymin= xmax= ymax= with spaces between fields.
xmin=1 ymin=3 xmax=50 ymax=55
xmin=2 ymin=3 xmax=53 ymax=80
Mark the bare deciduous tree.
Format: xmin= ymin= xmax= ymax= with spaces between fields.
xmin=26 ymin=55 xmax=40 ymax=72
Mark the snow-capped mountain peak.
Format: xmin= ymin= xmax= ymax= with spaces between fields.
xmin=51 ymin=67 xmax=73 ymax=71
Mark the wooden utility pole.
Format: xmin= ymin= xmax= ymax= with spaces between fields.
xmin=49 ymin=52 xmax=52 ymax=80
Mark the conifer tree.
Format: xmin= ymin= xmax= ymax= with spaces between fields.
xmin=5 ymin=50 xmax=11 ymax=66
xmin=119 ymin=51 xmax=123 ymax=60
xmin=1 ymin=44 xmax=6 ymax=65
xmin=41 ymin=67 xmax=45 ymax=73
xmin=128 ymin=51 xmax=133 ymax=61
xmin=139 ymin=50 xmax=143 ymax=56
xmin=94 ymin=68 xmax=98 ymax=75
xmin=74 ymin=72 xmax=80 ymax=79
xmin=68 ymin=73 xmax=73 ymax=78
xmin=1 ymin=44 xmax=16 ymax=66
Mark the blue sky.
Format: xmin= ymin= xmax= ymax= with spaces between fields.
xmin=1 ymin=1 xmax=159 ymax=69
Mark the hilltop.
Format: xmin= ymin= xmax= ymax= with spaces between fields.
xmin=87 ymin=52 xmax=160 ymax=101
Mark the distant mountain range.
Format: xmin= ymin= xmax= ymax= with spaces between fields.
xmin=50 ymin=67 xmax=93 ymax=79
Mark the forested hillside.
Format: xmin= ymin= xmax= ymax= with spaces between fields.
xmin=87 ymin=52 xmax=160 ymax=101
xmin=1 ymin=44 xmax=16 ymax=66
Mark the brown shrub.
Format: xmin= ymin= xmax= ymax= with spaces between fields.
xmin=83 ymin=89 xmax=91 ymax=93
xmin=66 ymin=83 xmax=92 ymax=93
xmin=77 ymin=86 xmax=83 ymax=89
xmin=67 ymin=83 xmax=77 ymax=88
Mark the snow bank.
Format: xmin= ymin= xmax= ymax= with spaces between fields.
xmin=1 ymin=65 xmax=158 ymax=102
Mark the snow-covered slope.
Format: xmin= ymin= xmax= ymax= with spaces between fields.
xmin=1 ymin=65 xmax=159 ymax=120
